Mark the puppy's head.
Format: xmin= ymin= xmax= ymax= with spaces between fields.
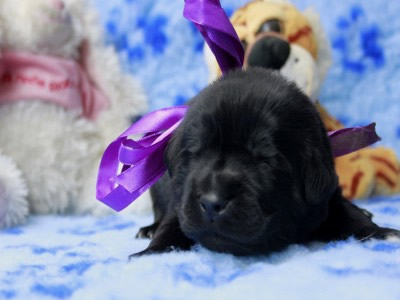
xmin=166 ymin=68 xmax=338 ymax=256
xmin=204 ymin=0 xmax=332 ymax=99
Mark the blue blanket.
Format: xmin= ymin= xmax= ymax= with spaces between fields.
xmin=1 ymin=197 xmax=400 ymax=299
xmin=1 ymin=0 xmax=400 ymax=299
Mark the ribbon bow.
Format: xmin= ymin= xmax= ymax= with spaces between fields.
xmin=96 ymin=0 xmax=381 ymax=211
xmin=97 ymin=107 xmax=380 ymax=211
xmin=97 ymin=106 xmax=188 ymax=211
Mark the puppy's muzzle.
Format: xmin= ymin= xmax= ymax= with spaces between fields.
xmin=199 ymin=192 xmax=227 ymax=223
xmin=194 ymin=168 xmax=243 ymax=223
xmin=246 ymin=35 xmax=290 ymax=70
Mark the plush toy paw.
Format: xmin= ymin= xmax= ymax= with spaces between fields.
xmin=0 ymin=152 xmax=29 ymax=229
xmin=334 ymin=147 xmax=400 ymax=200
xmin=358 ymin=147 xmax=400 ymax=196
xmin=335 ymin=151 xmax=376 ymax=200
xmin=316 ymin=103 xmax=400 ymax=200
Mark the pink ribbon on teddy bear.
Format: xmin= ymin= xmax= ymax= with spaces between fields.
xmin=0 ymin=51 xmax=108 ymax=120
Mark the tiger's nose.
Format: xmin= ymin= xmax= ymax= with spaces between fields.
xmin=247 ymin=35 xmax=290 ymax=70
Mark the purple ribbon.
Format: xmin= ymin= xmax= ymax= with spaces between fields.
xmin=97 ymin=105 xmax=381 ymax=211
xmin=96 ymin=106 xmax=188 ymax=211
xmin=328 ymin=122 xmax=381 ymax=157
xmin=183 ymin=0 xmax=244 ymax=73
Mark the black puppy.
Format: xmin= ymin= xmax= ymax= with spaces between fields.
xmin=132 ymin=68 xmax=400 ymax=257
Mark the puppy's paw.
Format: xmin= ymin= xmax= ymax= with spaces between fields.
xmin=385 ymin=234 xmax=400 ymax=243
xmin=128 ymin=246 xmax=174 ymax=259
xmin=371 ymin=227 xmax=400 ymax=241
xmin=128 ymin=248 xmax=157 ymax=259
xmin=380 ymin=228 xmax=400 ymax=242
xmin=135 ymin=222 xmax=160 ymax=239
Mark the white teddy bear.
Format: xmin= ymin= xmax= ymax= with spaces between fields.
xmin=0 ymin=0 xmax=149 ymax=228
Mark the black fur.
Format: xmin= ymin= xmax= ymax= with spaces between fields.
xmin=131 ymin=68 xmax=400 ymax=257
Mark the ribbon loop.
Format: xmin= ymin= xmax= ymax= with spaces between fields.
xmin=328 ymin=123 xmax=381 ymax=157
xmin=96 ymin=102 xmax=381 ymax=212
xmin=183 ymin=0 xmax=244 ymax=74
xmin=119 ymin=138 xmax=158 ymax=165
xmin=96 ymin=106 xmax=188 ymax=211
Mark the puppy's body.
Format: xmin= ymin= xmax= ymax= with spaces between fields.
xmin=133 ymin=68 xmax=399 ymax=256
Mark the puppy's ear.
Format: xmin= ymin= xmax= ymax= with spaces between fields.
xmin=164 ymin=127 xmax=184 ymax=177
xmin=302 ymin=141 xmax=338 ymax=205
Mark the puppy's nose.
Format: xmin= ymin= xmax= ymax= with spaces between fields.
xmin=247 ymin=36 xmax=290 ymax=70
xmin=199 ymin=193 xmax=227 ymax=223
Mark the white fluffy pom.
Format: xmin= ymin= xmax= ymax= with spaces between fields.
xmin=0 ymin=151 xmax=29 ymax=228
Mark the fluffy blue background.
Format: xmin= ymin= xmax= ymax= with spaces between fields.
xmin=94 ymin=0 xmax=400 ymax=155
xmin=1 ymin=0 xmax=400 ymax=299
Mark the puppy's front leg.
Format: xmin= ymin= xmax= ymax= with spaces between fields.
xmin=135 ymin=222 xmax=160 ymax=239
xmin=130 ymin=215 xmax=195 ymax=258
xmin=311 ymin=190 xmax=400 ymax=242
